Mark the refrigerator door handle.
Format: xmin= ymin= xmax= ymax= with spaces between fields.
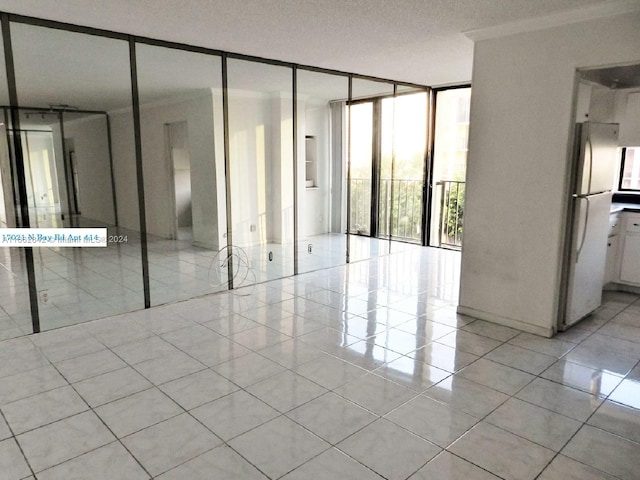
xmin=585 ymin=135 xmax=593 ymax=194
xmin=576 ymin=196 xmax=590 ymax=263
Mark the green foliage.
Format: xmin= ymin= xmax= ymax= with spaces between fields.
xmin=445 ymin=182 xmax=464 ymax=241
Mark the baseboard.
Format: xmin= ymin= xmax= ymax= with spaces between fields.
xmin=456 ymin=305 xmax=555 ymax=338
xmin=606 ymin=282 xmax=640 ymax=295
xmin=192 ymin=239 xmax=220 ymax=251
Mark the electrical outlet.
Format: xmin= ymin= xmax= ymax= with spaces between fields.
xmin=39 ymin=290 xmax=49 ymax=304
xmin=250 ymin=224 xmax=256 ymax=232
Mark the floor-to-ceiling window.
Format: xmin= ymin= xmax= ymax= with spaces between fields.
xmin=429 ymin=86 xmax=471 ymax=249
xmin=348 ymin=79 xmax=394 ymax=263
xmin=383 ymin=90 xmax=428 ymax=246
xmin=347 ymin=84 xmax=430 ymax=255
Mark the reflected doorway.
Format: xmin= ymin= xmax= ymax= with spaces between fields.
xmin=166 ymin=121 xmax=193 ymax=241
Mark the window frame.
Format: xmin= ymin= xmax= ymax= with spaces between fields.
xmin=618 ymin=147 xmax=640 ymax=192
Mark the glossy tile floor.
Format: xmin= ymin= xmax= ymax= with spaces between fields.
xmin=0 ymin=226 xmax=394 ymax=340
xmin=1 ymin=247 xmax=639 ymax=479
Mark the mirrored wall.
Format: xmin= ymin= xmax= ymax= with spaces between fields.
xmin=136 ymin=44 xmax=228 ymax=306
xmin=227 ymin=59 xmax=294 ymax=287
xmin=0 ymin=31 xmax=33 ymax=339
xmin=0 ymin=12 xmax=436 ymax=339
xmin=296 ymin=69 xmax=349 ymax=275
xmin=11 ymin=22 xmax=143 ymax=331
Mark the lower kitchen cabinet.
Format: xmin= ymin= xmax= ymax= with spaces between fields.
xmin=613 ymin=211 xmax=640 ymax=287
xmin=620 ymin=232 xmax=640 ymax=284
xmin=605 ymin=234 xmax=619 ymax=285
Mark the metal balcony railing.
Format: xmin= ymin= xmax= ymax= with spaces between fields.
xmin=437 ymin=180 xmax=465 ymax=248
xmin=349 ymin=178 xmax=423 ymax=243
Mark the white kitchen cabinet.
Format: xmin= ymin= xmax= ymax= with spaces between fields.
xmin=620 ymin=236 xmax=640 ymax=284
xmin=604 ymin=234 xmax=619 ymax=285
xmin=618 ymin=213 xmax=640 ymax=285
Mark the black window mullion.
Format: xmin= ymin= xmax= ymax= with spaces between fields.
xmin=370 ymin=99 xmax=381 ymax=238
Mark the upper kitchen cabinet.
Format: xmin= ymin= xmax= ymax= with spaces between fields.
xmin=618 ymin=91 xmax=640 ymax=146
xmin=581 ymin=64 xmax=640 ymax=145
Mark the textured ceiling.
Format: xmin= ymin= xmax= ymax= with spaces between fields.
xmin=0 ymin=0 xmax=635 ymax=87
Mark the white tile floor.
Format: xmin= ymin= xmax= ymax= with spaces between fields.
xmin=0 ymin=227 xmax=395 ymax=340
xmin=0 ymin=246 xmax=639 ymax=479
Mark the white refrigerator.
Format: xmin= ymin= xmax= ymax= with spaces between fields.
xmin=561 ymin=122 xmax=619 ymax=329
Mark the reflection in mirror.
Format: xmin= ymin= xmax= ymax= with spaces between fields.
xmin=227 ymin=59 xmax=294 ymax=286
xmin=11 ymin=22 xmax=142 ymax=331
xmin=296 ymin=70 xmax=348 ymax=275
xmin=136 ymin=44 xmax=228 ymax=306
xmin=0 ymin=34 xmax=34 ymax=337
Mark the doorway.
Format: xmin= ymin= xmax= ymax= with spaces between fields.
xmin=166 ymin=121 xmax=192 ymax=241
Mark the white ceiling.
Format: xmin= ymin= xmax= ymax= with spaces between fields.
xmin=1 ymin=0 xmax=638 ymax=87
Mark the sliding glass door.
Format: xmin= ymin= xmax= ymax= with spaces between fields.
xmin=348 ymin=85 xmax=429 ymax=257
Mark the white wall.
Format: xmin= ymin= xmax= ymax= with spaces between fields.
xmin=459 ymin=12 xmax=640 ymax=337
xmin=55 ymin=115 xmax=116 ymax=225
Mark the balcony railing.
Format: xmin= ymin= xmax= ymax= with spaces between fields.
xmin=349 ymin=178 xmax=423 ymax=243
xmin=437 ymin=180 xmax=465 ymax=248
xmin=349 ymin=178 xmax=465 ymax=248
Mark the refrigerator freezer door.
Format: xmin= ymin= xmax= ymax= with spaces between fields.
xmin=576 ymin=122 xmax=619 ymax=196
xmin=564 ymin=191 xmax=612 ymax=328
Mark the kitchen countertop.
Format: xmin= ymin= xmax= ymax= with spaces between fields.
xmin=611 ymin=202 xmax=640 ymax=214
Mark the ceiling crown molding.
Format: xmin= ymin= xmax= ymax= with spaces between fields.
xmin=464 ymin=0 xmax=640 ymax=41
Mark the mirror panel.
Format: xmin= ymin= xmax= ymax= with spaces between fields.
xmin=227 ymin=59 xmax=294 ymax=288
xmin=11 ymin=22 xmax=143 ymax=330
xmin=296 ymin=69 xmax=348 ymax=275
xmin=136 ymin=44 xmax=228 ymax=306
xmin=0 ymin=32 xmax=33 ymax=338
